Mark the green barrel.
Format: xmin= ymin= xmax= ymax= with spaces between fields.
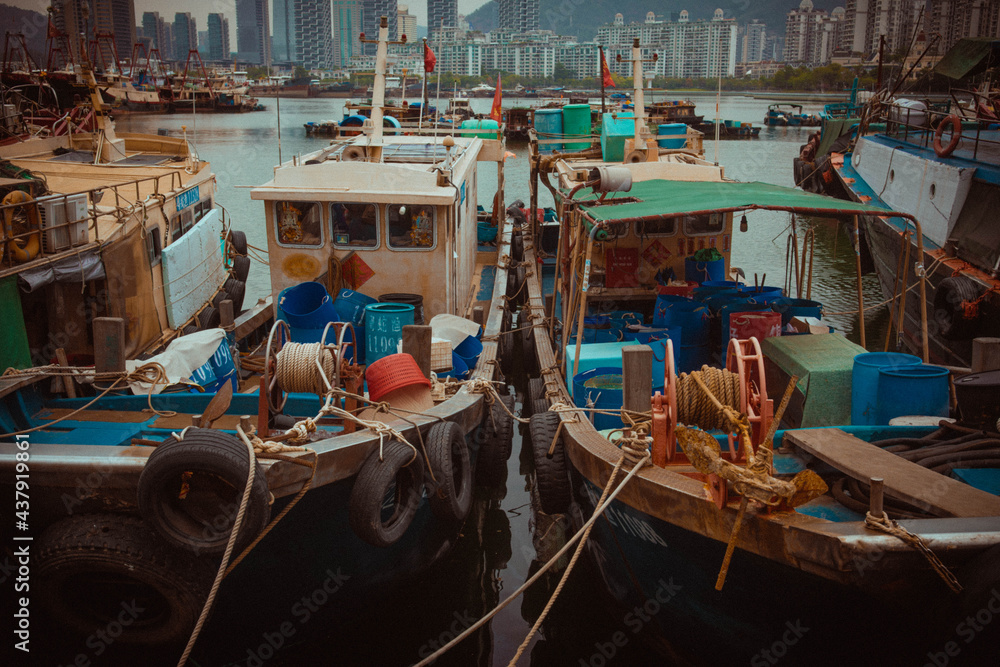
xmin=561 ymin=104 xmax=591 ymax=151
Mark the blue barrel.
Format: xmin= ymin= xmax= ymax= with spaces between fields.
xmin=573 ymin=367 xmax=625 ymax=431
xmin=678 ymin=341 xmax=711 ymax=373
xmin=685 ymin=257 xmax=726 ymax=283
xmin=654 ymin=301 xmax=710 ymax=339
xmin=383 ymin=115 xmax=401 ymax=135
xmin=454 ymin=335 xmax=483 ymax=371
xmin=693 ymin=281 xmax=743 ymax=302
xmin=736 ymin=286 xmax=784 ymax=303
xmin=851 ymin=352 xmax=922 ymax=425
xmin=364 ymin=303 xmax=415 ymax=365
xmin=279 ymin=282 xmax=338 ymax=330
xmin=333 ymin=288 xmax=378 ymax=326
xmin=657 ymin=123 xmax=687 ymax=149
xmin=568 ymin=315 xmax=617 ymax=344
xmin=340 ymin=114 xmax=367 ymax=128
xmin=877 ymin=365 xmax=950 ymax=425
xmin=439 ymin=352 xmax=469 ymax=380
xmin=623 ymin=325 xmax=681 ymax=345
xmin=534 ymin=108 xmax=563 ymax=153
xmin=771 ymin=297 xmax=825 ymax=326
xmin=705 ymin=289 xmax=752 ymax=314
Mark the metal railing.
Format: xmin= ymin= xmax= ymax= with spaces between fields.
xmin=870 ymin=100 xmax=1000 ymax=163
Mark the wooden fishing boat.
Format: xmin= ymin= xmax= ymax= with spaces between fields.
xmin=511 ymin=39 xmax=1000 ymax=664
xmin=0 ymin=17 xmax=516 ymax=665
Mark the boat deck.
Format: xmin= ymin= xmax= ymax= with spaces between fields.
xmin=861 ymin=130 xmax=1000 ymax=184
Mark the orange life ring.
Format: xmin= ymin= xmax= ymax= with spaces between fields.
xmin=2 ymin=190 xmax=42 ymax=263
xmin=934 ymin=114 xmax=962 ymax=158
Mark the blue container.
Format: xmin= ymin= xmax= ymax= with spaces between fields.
xmin=623 ymin=325 xmax=681 ymax=345
xmin=340 ymin=114 xmax=367 ymax=128
xmin=601 ymin=112 xmax=634 ymax=162
xmin=439 ymin=352 xmax=469 ymax=380
xmin=771 ymin=297 xmax=825 ymax=327
xmin=693 ymin=281 xmax=744 ymax=301
xmin=657 ymin=123 xmax=687 ymax=149
xmin=678 ymin=342 xmax=711 ymax=373
xmin=455 ymin=335 xmax=483 ymax=370
xmin=477 ymin=222 xmax=497 ymax=243
xmin=737 ymin=285 xmax=784 ymax=300
xmin=851 ymin=352 xmax=922 ymax=425
xmin=279 ymin=282 xmax=338 ymax=330
xmin=877 ymin=365 xmax=950 ymax=425
xmin=383 ymin=115 xmax=401 ymax=135
xmin=568 ymin=315 xmax=617 ymax=344
xmin=705 ymin=290 xmax=752 ymax=314
xmin=685 ymin=257 xmax=726 ymax=283
xmin=649 ymin=338 xmax=680 ymax=387
xmin=573 ymin=367 xmax=625 ymax=431
xmin=333 ymin=288 xmax=378 ymax=326
xmin=534 ymin=108 xmax=563 ymax=153
xmin=364 ymin=302 xmax=415 ymax=365
xmin=654 ymin=301 xmax=710 ymax=339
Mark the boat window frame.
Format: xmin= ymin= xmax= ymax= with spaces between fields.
xmin=385 ymin=203 xmax=438 ymax=251
xmin=273 ymin=200 xmax=325 ymax=248
xmin=682 ymin=212 xmax=725 ymax=236
xmin=146 ymin=224 xmax=162 ymax=266
xmin=330 ymin=202 xmax=381 ymax=251
xmin=633 ymin=217 xmax=677 ymax=238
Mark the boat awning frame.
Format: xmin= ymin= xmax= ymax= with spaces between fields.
xmin=933 ymin=38 xmax=1000 ymax=80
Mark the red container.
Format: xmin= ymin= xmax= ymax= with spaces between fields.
xmin=729 ymin=311 xmax=782 ymax=343
xmin=365 ymin=353 xmax=431 ymax=402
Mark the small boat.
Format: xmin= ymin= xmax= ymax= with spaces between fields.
xmin=303 ymin=119 xmax=341 ymax=137
xmin=764 ymin=102 xmax=821 ymax=126
xmin=694 ymin=119 xmax=761 ymax=139
xmin=512 ymin=38 xmax=1000 ymax=664
xmin=467 ymin=82 xmax=496 ymax=97
xmin=504 ymin=106 xmax=533 ymax=139
xmin=0 ymin=17 xmax=516 ymax=665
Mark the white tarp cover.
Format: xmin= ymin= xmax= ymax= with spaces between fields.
xmin=161 ymin=208 xmax=227 ymax=329
xmin=125 ymin=328 xmax=226 ymax=394
xmin=429 ymin=313 xmax=480 ymax=349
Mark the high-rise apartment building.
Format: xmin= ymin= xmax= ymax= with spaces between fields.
xmin=142 ymin=11 xmax=168 ymax=56
xmin=784 ymin=0 xmax=844 ymax=66
xmin=92 ymin=0 xmax=136 ymax=59
xmin=294 ymin=0 xmax=334 ymax=68
xmin=207 ymin=13 xmax=231 ymax=61
xmin=926 ymin=0 xmax=1000 ymax=53
xmin=174 ymin=12 xmax=197 ymax=60
xmin=840 ymin=0 xmax=925 ymax=57
xmin=498 ymin=0 xmax=539 ymax=33
xmin=428 ymin=0 xmax=458 ymax=38
xmin=272 ymin=0 xmax=297 ymax=63
xmin=740 ymin=20 xmax=767 ymax=64
xmin=333 ymin=0 xmax=363 ymax=69
xmin=236 ymin=0 xmax=271 ymax=65
xmin=362 ymin=0 xmax=399 ymax=54
xmin=51 ymin=0 xmax=88 ymax=64
xmin=398 ymin=5 xmax=417 ymax=40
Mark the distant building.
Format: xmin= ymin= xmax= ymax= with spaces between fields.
xmin=51 ymin=0 xmax=88 ymax=64
xmin=740 ymin=20 xmax=766 ymax=64
xmin=783 ymin=0 xmax=844 ymax=67
xmin=272 ymin=0 xmax=297 ymax=63
xmin=92 ymin=0 xmax=136 ymax=60
xmin=236 ymin=0 xmax=271 ymax=65
xmin=333 ymin=0 xmax=363 ymax=69
xmin=142 ymin=11 xmax=169 ymax=57
xmin=397 ymin=5 xmax=417 ymax=40
xmin=294 ymin=0 xmax=334 ymax=68
xmin=428 ymin=0 xmax=458 ymax=39
xmin=839 ymin=0 xmax=923 ymax=58
xmin=208 ymin=13 xmax=231 ymax=61
xmin=174 ymin=12 xmax=197 ymax=61
xmin=498 ymin=0 xmax=539 ymax=33
xmin=362 ymin=0 xmax=399 ymax=54
xmin=926 ymin=0 xmax=1000 ymax=53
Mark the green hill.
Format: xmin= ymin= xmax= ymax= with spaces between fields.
xmin=466 ymin=0 xmax=842 ymax=42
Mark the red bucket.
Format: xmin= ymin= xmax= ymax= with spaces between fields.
xmin=729 ymin=311 xmax=782 ymax=343
xmin=365 ymin=353 xmax=431 ymax=403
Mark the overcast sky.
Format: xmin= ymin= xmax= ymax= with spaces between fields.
xmin=8 ymin=0 xmax=489 ymax=41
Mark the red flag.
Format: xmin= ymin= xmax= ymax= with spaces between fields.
xmin=424 ymin=42 xmax=435 ymax=74
xmin=490 ymin=74 xmax=502 ymax=122
xmin=601 ymin=52 xmax=615 ymax=89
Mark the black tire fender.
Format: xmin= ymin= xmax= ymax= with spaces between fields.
xmin=228 ymin=229 xmax=248 ymax=255
xmin=349 ymin=439 xmax=424 ymax=547
xmin=530 ymin=411 xmax=571 ymax=514
xmin=224 ymin=277 xmax=246 ymax=313
xmin=231 ymin=254 xmax=251 ymax=282
xmin=528 ymin=377 xmax=545 ymax=414
xmin=36 ymin=514 xmax=216 ymax=645
xmin=198 ymin=306 xmax=220 ymax=329
xmin=138 ymin=429 xmax=270 ymax=555
xmin=426 ymin=422 xmax=473 ymax=523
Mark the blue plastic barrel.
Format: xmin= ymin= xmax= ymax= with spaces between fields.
xmin=534 ymin=108 xmax=563 ymax=153
xmin=693 ymin=281 xmax=744 ymax=302
xmin=851 ymin=352 xmax=922 ymax=425
xmin=383 ymin=115 xmax=401 ymax=135
xmin=877 ymin=364 xmax=950 ymax=425
xmin=678 ymin=341 xmax=711 ymax=373
xmin=279 ymin=282 xmax=338 ymax=330
xmin=623 ymin=325 xmax=681 ymax=345
xmin=736 ymin=286 xmax=784 ymax=303
xmin=439 ymin=352 xmax=469 ymax=380
xmin=568 ymin=315 xmax=616 ymax=344
xmin=771 ymin=297 xmax=824 ymax=327
xmin=334 ymin=288 xmax=378 ymax=326
xmin=685 ymin=257 xmax=726 ymax=283
xmin=654 ymin=301 xmax=710 ymax=339
xmin=455 ymin=335 xmax=483 ymax=370
xmin=657 ymin=123 xmax=687 ymax=149
xmin=364 ymin=303 xmax=415 ymax=365
xmin=573 ymin=367 xmax=625 ymax=431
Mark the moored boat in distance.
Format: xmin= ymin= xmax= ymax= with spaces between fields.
xmin=764 ymin=102 xmax=821 ymax=126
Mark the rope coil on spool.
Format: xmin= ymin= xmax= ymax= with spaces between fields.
xmin=276 ymin=343 xmax=337 ymax=395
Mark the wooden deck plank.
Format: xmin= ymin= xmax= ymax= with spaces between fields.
xmin=784 ymin=428 xmax=1000 ymax=518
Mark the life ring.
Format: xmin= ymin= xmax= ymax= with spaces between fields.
xmin=349 ymin=439 xmax=425 ymax=547
xmin=137 ymin=428 xmax=271 ymax=554
xmin=934 ymin=115 xmax=962 ymax=158
xmin=933 ymin=276 xmax=982 ymax=340
xmin=426 ymin=421 xmax=473 ymax=522
xmin=475 ymin=393 xmax=515 ymax=486
xmin=2 ymin=190 xmax=42 ymax=263
xmin=36 ymin=514 xmax=215 ymax=645
xmin=529 ymin=411 xmax=571 ymax=514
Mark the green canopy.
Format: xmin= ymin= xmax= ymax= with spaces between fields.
xmin=576 ymin=179 xmax=905 ymax=223
xmin=934 ymin=38 xmax=1000 ymax=80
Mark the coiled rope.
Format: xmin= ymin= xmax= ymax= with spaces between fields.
xmin=276 ymin=342 xmax=338 ymax=394
xmin=676 ymin=365 xmax=742 ymax=431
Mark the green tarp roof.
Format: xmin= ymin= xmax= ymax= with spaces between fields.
xmin=934 ymin=38 xmax=1000 ymax=80
xmin=576 ymin=179 xmax=905 ymax=223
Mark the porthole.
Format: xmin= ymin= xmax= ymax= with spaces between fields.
xmin=929 ymin=183 xmax=936 ymax=199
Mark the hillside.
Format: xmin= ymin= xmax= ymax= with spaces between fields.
xmin=466 ymin=0 xmax=842 ymax=41
xmin=0 ymin=3 xmax=48 ymax=64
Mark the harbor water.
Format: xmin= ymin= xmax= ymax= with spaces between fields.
xmin=108 ymin=94 xmax=896 ymax=667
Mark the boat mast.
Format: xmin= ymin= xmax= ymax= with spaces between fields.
xmin=360 ymin=16 xmax=407 ymax=162
xmin=631 ymin=38 xmax=645 ymax=151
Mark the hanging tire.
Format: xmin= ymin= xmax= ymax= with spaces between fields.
xmin=532 ymin=397 xmax=549 ymax=417
xmin=231 ymin=254 xmax=251 ymax=282
xmin=182 ymin=324 xmax=199 ymax=335
xmin=349 ymin=439 xmax=424 ymax=548
xmin=426 ymin=421 xmax=473 ymax=523
xmin=511 ymin=232 xmax=524 ymax=263
xmin=499 ymin=311 xmax=515 ymax=375
xmin=138 ymin=429 xmax=270 ymax=555
xmin=476 ymin=394 xmax=515 ymax=486
xmin=228 ymin=229 xmax=248 ymax=255
xmin=933 ymin=276 xmax=982 ymax=340
xmin=36 ymin=514 xmax=215 ymax=646
xmin=530 ymin=411 xmax=571 ymax=514
xmin=224 ymin=277 xmax=246 ymax=312
xmin=522 ymin=325 xmax=538 ymax=375
xmin=528 ymin=377 xmax=545 ymax=415
xmin=197 ymin=306 xmax=220 ymax=329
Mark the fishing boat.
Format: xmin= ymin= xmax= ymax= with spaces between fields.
xmin=0 ymin=16 xmax=517 ymax=665
xmin=505 ymin=106 xmax=533 ymax=140
xmin=764 ymin=102 xmax=821 ymax=126
xmin=694 ymin=119 xmax=761 ymax=139
xmin=826 ymin=39 xmax=1000 ymax=368
xmin=513 ymin=37 xmax=1000 ymax=664
xmin=646 ymin=98 xmax=703 ymax=126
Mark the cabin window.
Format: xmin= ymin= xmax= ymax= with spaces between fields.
xmin=634 ymin=218 xmax=676 ymax=237
xmin=331 ymin=203 xmax=378 ymax=249
xmin=181 ymin=209 xmax=194 ymax=234
xmin=387 ymin=204 xmax=435 ymax=249
xmin=194 ymin=198 xmax=212 ymax=222
xmin=682 ymin=213 xmax=724 ymax=236
xmin=170 ymin=214 xmax=182 ymax=241
xmin=275 ymin=201 xmax=323 ymax=247
xmin=146 ymin=225 xmax=162 ymax=266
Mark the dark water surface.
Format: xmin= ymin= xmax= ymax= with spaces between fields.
xmin=110 ymin=94 xmax=893 ymax=667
